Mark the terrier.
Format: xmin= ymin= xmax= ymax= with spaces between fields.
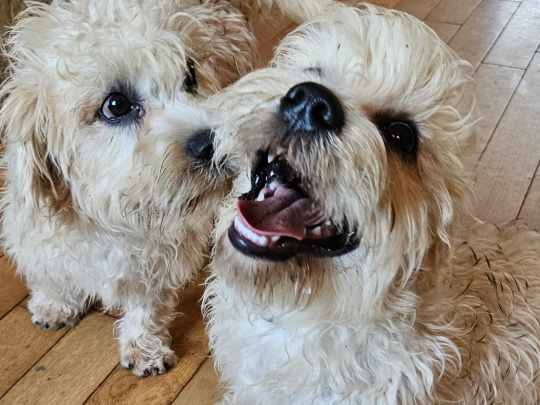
xmin=203 ymin=3 xmax=540 ymax=403
xmin=0 ymin=0 xmax=258 ymax=377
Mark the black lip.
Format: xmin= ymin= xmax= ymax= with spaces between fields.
xmin=228 ymin=225 xmax=360 ymax=261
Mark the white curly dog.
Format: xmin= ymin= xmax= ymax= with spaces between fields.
xmin=202 ymin=3 xmax=540 ymax=403
xmin=0 ymin=0 xmax=332 ymax=377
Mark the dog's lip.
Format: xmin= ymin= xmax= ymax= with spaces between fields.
xmin=228 ymin=222 xmax=360 ymax=261
xmin=227 ymin=150 xmax=360 ymax=261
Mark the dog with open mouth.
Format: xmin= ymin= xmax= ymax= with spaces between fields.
xmin=203 ymin=3 xmax=540 ymax=404
xmin=0 ymin=0 xmax=334 ymax=378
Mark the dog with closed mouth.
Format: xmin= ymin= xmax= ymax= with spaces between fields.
xmin=203 ymin=3 xmax=540 ymax=403
xmin=0 ymin=0 xmax=333 ymax=378
xmin=0 ymin=0 xmax=260 ymax=378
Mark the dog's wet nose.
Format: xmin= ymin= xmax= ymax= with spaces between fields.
xmin=280 ymin=82 xmax=344 ymax=136
xmin=186 ymin=128 xmax=215 ymax=162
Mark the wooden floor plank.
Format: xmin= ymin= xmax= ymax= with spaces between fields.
xmin=18 ymin=296 xmax=29 ymax=308
xmin=448 ymin=0 xmax=518 ymax=69
xmin=340 ymin=0 xmax=401 ymax=8
xmin=395 ymin=0 xmax=442 ymax=20
xmin=0 ymin=256 xmax=28 ymax=320
xmin=85 ymin=281 xmax=209 ymax=405
xmin=366 ymin=0 xmax=401 ymax=8
xmin=251 ymin=14 xmax=293 ymax=48
xmin=0 ymin=306 xmax=69 ymax=398
xmin=257 ymin=22 xmax=296 ymax=67
xmin=519 ymin=168 xmax=540 ymax=231
xmin=426 ymin=0 xmax=481 ymax=25
xmin=172 ymin=358 xmax=222 ymax=405
xmin=484 ymin=0 xmax=540 ymax=69
xmin=424 ymin=20 xmax=460 ymax=44
xmin=473 ymin=53 xmax=540 ymax=222
xmin=0 ymin=311 xmax=118 ymax=405
xmin=472 ymin=64 xmax=523 ymax=162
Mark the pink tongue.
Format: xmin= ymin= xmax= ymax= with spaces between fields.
xmin=237 ymin=186 xmax=321 ymax=240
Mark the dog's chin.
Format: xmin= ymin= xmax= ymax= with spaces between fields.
xmin=226 ymin=150 xmax=361 ymax=262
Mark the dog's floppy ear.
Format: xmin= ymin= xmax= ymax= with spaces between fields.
xmin=0 ymin=1 xmax=73 ymax=216
xmin=0 ymin=73 xmax=73 ymax=216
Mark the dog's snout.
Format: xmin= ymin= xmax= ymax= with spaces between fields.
xmin=186 ymin=128 xmax=215 ymax=162
xmin=280 ymin=82 xmax=344 ymax=136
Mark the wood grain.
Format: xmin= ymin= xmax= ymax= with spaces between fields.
xmin=85 ymin=281 xmax=210 ymax=405
xmin=0 ymin=1 xmax=25 ymax=36
xmin=366 ymin=0 xmax=401 ymax=8
xmin=251 ymin=13 xmax=293 ymax=48
xmin=395 ymin=0 xmax=441 ymax=21
xmin=0 ymin=255 xmax=28 ymax=320
xmin=257 ymin=22 xmax=296 ymax=67
xmin=424 ymin=21 xmax=459 ymax=44
xmin=448 ymin=0 xmax=518 ymax=69
xmin=484 ymin=0 xmax=540 ymax=70
xmin=0 ymin=311 xmax=118 ymax=405
xmin=172 ymin=358 xmax=222 ymax=405
xmin=0 ymin=306 xmax=68 ymax=397
xmin=427 ymin=0 xmax=482 ymax=25
xmin=473 ymin=54 xmax=540 ymax=223
xmin=472 ymin=64 xmax=523 ymax=162
xmin=519 ymin=170 xmax=540 ymax=231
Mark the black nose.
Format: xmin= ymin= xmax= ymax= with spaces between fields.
xmin=186 ymin=128 xmax=215 ymax=162
xmin=280 ymin=82 xmax=344 ymax=136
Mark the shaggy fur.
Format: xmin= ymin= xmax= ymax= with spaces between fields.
xmin=0 ymin=0 xmax=258 ymax=377
xmin=202 ymin=3 xmax=540 ymax=404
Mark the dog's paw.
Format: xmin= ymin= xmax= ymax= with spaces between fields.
xmin=120 ymin=346 xmax=178 ymax=378
xmin=30 ymin=310 xmax=80 ymax=331
xmin=28 ymin=297 xmax=81 ymax=331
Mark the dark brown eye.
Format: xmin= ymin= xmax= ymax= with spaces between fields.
xmin=101 ymin=93 xmax=134 ymax=121
xmin=383 ymin=122 xmax=417 ymax=154
xmin=184 ymin=58 xmax=198 ymax=95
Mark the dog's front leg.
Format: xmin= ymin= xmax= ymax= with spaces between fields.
xmin=116 ymin=289 xmax=178 ymax=377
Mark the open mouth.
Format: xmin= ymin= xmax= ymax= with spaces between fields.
xmin=228 ymin=150 xmax=360 ymax=261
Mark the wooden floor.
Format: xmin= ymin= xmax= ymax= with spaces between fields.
xmin=1 ymin=0 xmax=539 ymax=404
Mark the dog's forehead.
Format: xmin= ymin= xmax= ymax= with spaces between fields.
xmin=22 ymin=0 xmax=179 ymax=51
xmin=270 ymin=7 xmax=472 ymax=119
xmin=20 ymin=0 xmax=190 ymax=94
xmin=278 ymin=9 xmax=458 ymax=84
xmin=284 ymin=9 xmax=435 ymax=62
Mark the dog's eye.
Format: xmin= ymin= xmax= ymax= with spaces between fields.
xmin=184 ymin=58 xmax=198 ymax=95
xmin=381 ymin=122 xmax=417 ymax=155
xmin=101 ymin=93 xmax=136 ymax=121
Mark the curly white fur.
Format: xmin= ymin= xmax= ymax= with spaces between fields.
xmin=0 ymin=0 xmax=259 ymax=377
xmin=203 ymin=3 xmax=540 ymax=403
